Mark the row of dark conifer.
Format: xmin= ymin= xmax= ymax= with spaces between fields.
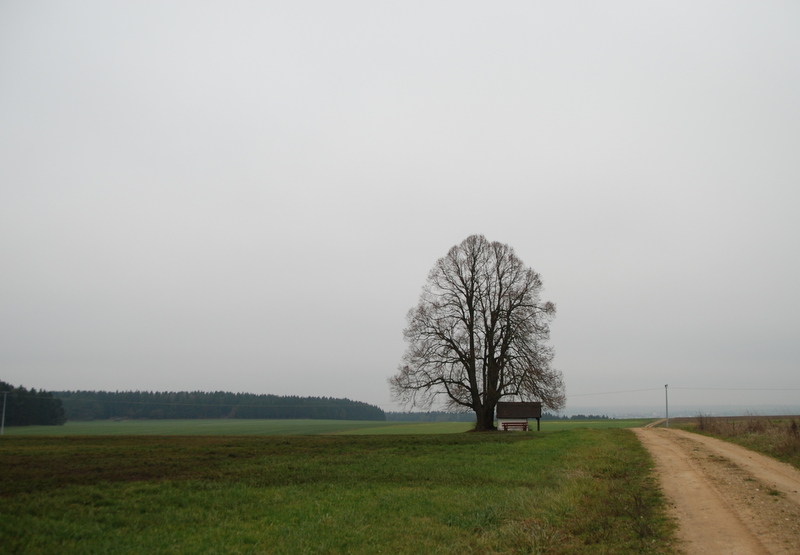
xmin=0 ymin=381 xmax=67 ymax=426
xmin=54 ymin=390 xmax=386 ymax=421
xmin=0 ymin=382 xmax=385 ymax=425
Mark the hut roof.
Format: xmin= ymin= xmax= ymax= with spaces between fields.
xmin=496 ymin=401 xmax=542 ymax=419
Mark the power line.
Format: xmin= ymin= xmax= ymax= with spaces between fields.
xmin=670 ymin=387 xmax=800 ymax=392
xmin=567 ymin=388 xmax=663 ymax=397
xmin=567 ymin=386 xmax=800 ymax=398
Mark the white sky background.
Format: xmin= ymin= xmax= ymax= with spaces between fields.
xmin=2 ymin=2 xmax=799 ymax=413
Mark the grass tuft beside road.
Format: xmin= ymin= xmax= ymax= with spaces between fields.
xmin=0 ymin=428 xmax=676 ymax=554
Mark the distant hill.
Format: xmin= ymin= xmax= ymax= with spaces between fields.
xmin=53 ymin=390 xmax=385 ymax=421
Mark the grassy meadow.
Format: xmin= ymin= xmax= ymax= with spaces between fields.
xmin=0 ymin=420 xmax=676 ymax=554
xmin=2 ymin=418 xmax=430 ymax=436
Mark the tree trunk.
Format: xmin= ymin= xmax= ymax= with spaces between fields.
xmin=473 ymin=403 xmax=497 ymax=431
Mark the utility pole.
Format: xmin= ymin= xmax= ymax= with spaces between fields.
xmin=1 ymin=391 xmax=7 ymax=435
xmin=665 ymin=384 xmax=669 ymax=428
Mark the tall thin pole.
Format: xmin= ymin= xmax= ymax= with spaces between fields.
xmin=1 ymin=391 xmax=7 ymax=435
xmin=665 ymin=384 xmax=669 ymax=428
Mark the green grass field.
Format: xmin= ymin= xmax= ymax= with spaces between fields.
xmin=4 ymin=418 xmax=414 ymax=436
xmin=0 ymin=422 xmax=676 ymax=554
xmin=3 ymin=418 xmax=654 ymax=436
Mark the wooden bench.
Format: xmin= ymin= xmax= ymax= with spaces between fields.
xmin=501 ymin=422 xmax=528 ymax=431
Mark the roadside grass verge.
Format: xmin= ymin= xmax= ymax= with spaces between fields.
xmin=0 ymin=429 xmax=676 ymax=554
xmin=683 ymin=415 xmax=800 ymax=470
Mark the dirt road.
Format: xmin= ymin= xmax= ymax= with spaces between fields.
xmin=633 ymin=427 xmax=800 ymax=554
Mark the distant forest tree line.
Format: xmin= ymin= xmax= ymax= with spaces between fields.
xmin=0 ymin=381 xmax=66 ymax=426
xmin=542 ymin=413 xmax=609 ymax=421
xmin=53 ymin=390 xmax=386 ymax=421
xmin=386 ymin=411 xmax=610 ymax=422
xmin=0 ymin=381 xmax=607 ymax=426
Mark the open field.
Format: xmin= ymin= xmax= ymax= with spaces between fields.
xmin=0 ymin=428 xmax=676 ymax=553
xmin=339 ymin=419 xmax=653 ymax=435
xmin=3 ymin=418 xmax=654 ymax=436
xmin=2 ymin=418 xmax=421 ymax=436
xmin=672 ymin=414 xmax=800 ymax=470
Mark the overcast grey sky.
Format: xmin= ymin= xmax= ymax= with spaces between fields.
xmin=2 ymin=2 xmax=799 ymax=413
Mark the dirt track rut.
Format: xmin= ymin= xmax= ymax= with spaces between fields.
xmin=633 ymin=427 xmax=800 ymax=554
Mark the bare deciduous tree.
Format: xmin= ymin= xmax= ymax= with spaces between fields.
xmin=390 ymin=235 xmax=565 ymax=431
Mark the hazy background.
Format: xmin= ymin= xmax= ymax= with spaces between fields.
xmin=2 ymin=2 xmax=798 ymax=415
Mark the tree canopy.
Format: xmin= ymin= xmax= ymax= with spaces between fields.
xmin=390 ymin=235 xmax=565 ymax=430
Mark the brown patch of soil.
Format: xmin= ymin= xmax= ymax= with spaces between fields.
xmin=634 ymin=427 xmax=800 ymax=554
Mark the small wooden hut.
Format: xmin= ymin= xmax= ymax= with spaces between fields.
xmin=496 ymin=401 xmax=542 ymax=431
